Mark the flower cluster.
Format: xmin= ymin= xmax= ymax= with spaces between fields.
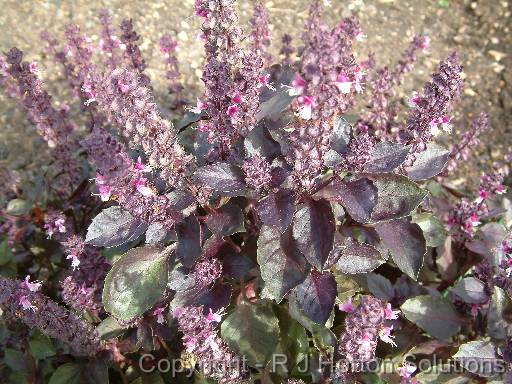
xmin=0 ymin=277 xmax=102 ymax=356
xmin=243 ymin=155 xmax=273 ymax=192
xmin=250 ymin=2 xmax=273 ymax=66
xmin=280 ymin=34 xmax=295 ymax=66
xmin=336 ymin=296 xmax=399 ymax=369
xmin=160 ymin=33 xmax=186 ymax=110
xmin=173 ymin=306 xmax=247 ymax=383
xmin=119 ymin=19 xmax=146 ymax=75
xmin=98 ymin=9 xmax=122 ymax=70
xmin=3 ymin=48 xmax=83 ymax=194
xmin=401 ymin=52 xmax=463 ymax=163
xmin=93 ymin=67 xmax=191 ymax=185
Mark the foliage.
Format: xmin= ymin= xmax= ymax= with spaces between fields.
xmin=0 ymin=1 xmax=511 ymax=383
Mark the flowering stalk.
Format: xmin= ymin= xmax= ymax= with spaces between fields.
xmin=0 ymin=277 xmax=102 ymax=356
xmin=280 ymin=34 xmax=295 ymax=66
xmin=196 ymin=0 xmax=242 ymax=157
xmin=160 ymin=33 xmax=186 ymax=111
xmin=93 ymin=68 xmax=191 ymax=185
xmin=4 ymin=48 xmax=83 ymax=195
xmin=98 ymin=9 xmax=122 ymax=70
xmin=401 ymin=53 xmax=463 ymax=164
xmin=250 ymin=2 xmax=273 ymax=67
xmin=119 ymin=19 xmax=146 ymax=75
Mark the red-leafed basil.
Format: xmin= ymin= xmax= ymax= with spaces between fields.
xmin=292 ymin=199 xmax=335 ymax=270
xmin=256 ymin=188 xmax=296 ymax=233
xmin=289 ymin=270 xmax=337 ymax=325
xmin=406 ymin=142 xmax=450 ymax=181
xmin=193 ymin=163 xmax=247 ymax=196
xmin=330 ymin=237 xmax=385 ymax=274
xmin=375 ymin=217 xmax=426 ymax=280
xmin=257 ymin=225 xmax=310 ymax=302
xmin=364 ymin=141 xmax=410 ymax=173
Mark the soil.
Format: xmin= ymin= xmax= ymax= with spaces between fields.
xmin=0 ymin=0 xmax=510 ymax=187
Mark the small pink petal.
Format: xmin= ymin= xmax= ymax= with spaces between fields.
xmin=339 ymin=298 xmax=355 ymax=313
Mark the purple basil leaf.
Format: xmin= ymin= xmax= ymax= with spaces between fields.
xmin=256 ymin=188 xmax=296 ymax=233
xmin=454 ymin=340 xmax=501 ymax=377
xmin=205 ymin=203 xmax=245 ymax=237
xmin=466 ymin=222 xmax=507 ymax=266
xmin=375 ymin=217 xmax=427 ymax=280
xmin=330 ymin=116 xmax=352 ymax=153
xmin=366 ymin=273 xmax=395 ymax=300
xmin=145 ymin=222 xmax=177 ymax=246
xmin=223 ymin=252 xmax=256 ymax=280
xmin=289 ymin=270 xmax=337 ymax=325
xmin=165 ymin=188 xmax=196 ymax=216
xmin=292 ymin=199 xmax=335 ymax=270
xmin=330 ymin=237 xmax=385 ymax=274
xmin=257 ymin=225 xmax=310 ymax=302
xmin=318 ymin=177 xmax=377 ymax=224
xmin=364 ymin=173 xmax=427 ymax=222
xmin=451 ymin=277 xmax=488 ymax=304
xmin=175 ymin=111 xmax=203 ymax=131
xmin=257 ymin=65 xmax=295 ymax=121
xmin=85 ymin=206 xmax=148 ymax=248
xmin=102 ymin=246 xmax=172 ymax=321
xmin=405 ymin=142 xmax=450 ymax=180
xmin=364 ymin=141 xmax=410 ymax=173
xmin=197 ymin=283 xmax=232 ymax=314
xmin=176 ymin=215 xmax=202 ymax=267
xmin=193 ymin=163 xmax=247 ymax=197
xmin=244 ymin=122 xmax=282 ymax=160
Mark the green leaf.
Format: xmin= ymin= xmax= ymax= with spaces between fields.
xmin=96 ymin=317 xmax=126 ymax=340
xmin=413 ymin=212 xmax=446 ymax=247
xmin=3 ymin=348 xmax=28 ymax=373
xmin=454 ymin=340 xmax=500 ymax=377
xmin=364 ymin=173 xmax=427 ymax=222
xmin=6 ymin=199 xmax=31 ymax=215
xmin=258 ymin=225 xmax=309 ymax=302
xmin=401 ymin=295 xmax=460 ymax=340
xmin=29 ymin=330 xmax=56 ymax=360
xmin=221 ymin=302 xmax=280 ymax=367
xmin=102 ymin=246 xmax=172 ymax=321
xmin=0 ymin=239 xmax=15 ymax=266
xmin=48 ymin=363 xmax=82 ymax=384
xmin=415 ymin=366 xmax=469 ymax=384
xmin=273 ymin=305 xmax=309 ymax=369
xmin=86 ymin=360 xmax=109 ymax=384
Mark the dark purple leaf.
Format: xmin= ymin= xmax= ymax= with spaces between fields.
xmin=333 ymin=178 xmax=377 ymax=224
xmin=330 ymin=116 xmax=352 ymax=153
xmin=257 ymin=225 xmax=310 ymax=302
xmin=364 ymin=173 xmax=427 ymax=222
xmin=289 ymin=270 xmax=337 ymax=325
xmin=205 ymin=203 xmax=245 ymax=237
xmin=330 ymin=237 xmax=385 ymax=274
xmin=85 ymin=206 xmax=148 ymax=248
xmin=451 ymin=277 xmax=488 ymax=304
xmin=256 ymin=188 xmax=296 ymax=233
xmin=176 ymin=215 xmax=202 ymax=267
xmin=223 ymin=252 xmax=256 ymax=280
xmin=366 ymin=273 xmax=394 ymax=300
xmin=193 ymin=163 xmax=247 ymax=197
xmin=197 ymin=283 xmax=232 ymax=313
xmin=292 ymin=199 xmax=335 ymax=270
xmin=375 ymin=217 xmax=426 ymax=280
xmin=406 ymin=142 xmax=450 ymax=180
xmin=364 ymin=142 xmax=410 ymax=173
xmin=244 ymin=122 xmax=281 ymax=160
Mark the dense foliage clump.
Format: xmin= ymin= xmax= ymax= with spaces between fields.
xmin=1 ymin=1 xmax=511 ymax=383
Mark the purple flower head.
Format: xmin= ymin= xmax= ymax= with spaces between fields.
xmin=120 ymin=19 xmax=146 ymax=74
xmin=98 ymin=9 xmax=122 ymax=70
xmin=250 ymin=2 xmax=273 ymax=66
xmin=160 ymin=33 xmax=186 ymax=110
xmin=243 ymin=155 xmax=272 ymax=192
xmin=280 ymin=34 xmax=295 ymax=66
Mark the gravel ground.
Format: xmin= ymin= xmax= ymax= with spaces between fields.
xmin=0 ymin=0 xmax=510 ymax=186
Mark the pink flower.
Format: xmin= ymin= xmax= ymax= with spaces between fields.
xmin=355 ymin=31 xmax=366 ymax=42
xmin=379 ymin=325 xmax=396 ymax=346
xmin=206 ymin=308 xmax=223 ymax=323
xmin=134 ymin=177 xmax=154 ymax=196
xmin=231 ymin=92 xmax=243 ymax=103
xmin=408 ymin=92 xmax=422 ymax=107
xmin=297 ymin=95 xmax=315 ymax=120
xmin=98 ymin=185 xmax=112 ymax=201
xmin=117 ymin=79 xmax=130 ymax=93
xmin=258 ymin=74 xmax=276 ymax=91
xmin=420 ymin=36 xmax=430 ymax=53
xmin=45 ymin=217 xmax=67 ymax=238
xmin=496 ymin=185 xmax=507 ymax=195
xmin=339 ymin=298 xmax=355 ymax=313
xmin=134 ymin=156 xmax=151 ymax=173
xmin=398 ymin=362 xmax=417 ymax=379
xmin=67 ymin=253 xmax=80 ymax=270
xmin=184 ymin=336 xmax=198 ymax=352
xmin=430 ymin=116 xmax=452 ymax=135
xmin=288 ymin=73 xmax=306 ymax=96
xmin=190 ymin=98 xmax=208 ymax=114
xmin=353 ymin=66 xmax=365 ymax=93
xmin=153 ymin=307 xmax=166 ymax=324
xmin=384 ymin=303 xmax=400 ymax=320
xmin=29 ymin=61 xmax=39 ymax=74
xmin=194 ymin=0 xmax=209 ymax=18
xmin=21 ymin=276 xmax=42 ymax=292
xmin=335 ymin=72 xmax=352 ymax=94
xmin=227 ymin=104 xmax=240 ymax=118
xmin=19 ymin=295 xmax=37 ymax=312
